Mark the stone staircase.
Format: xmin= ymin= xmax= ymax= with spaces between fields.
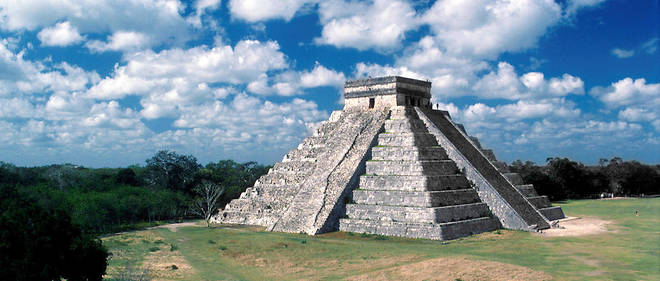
xmin=339 ymin=107 xmax=501 ymax=240
xmin=441 ymin=116 xmax=565 ymax=222
xmin=215 ymin=108 xmax=390 ymax=235
xmin=216 ymin=110 xmax=345 ymax=226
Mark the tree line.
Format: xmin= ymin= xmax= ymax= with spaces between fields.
xmin=509 ymin=157 xmax=660 ymax=201
xmin=0 ymin=150 xmax=271 ymax=235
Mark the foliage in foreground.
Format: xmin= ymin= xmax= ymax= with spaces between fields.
xmin=0 ymin=184 xmax=108 ymax=281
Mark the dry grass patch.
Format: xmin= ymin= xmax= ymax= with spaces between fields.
xmin=345 ymin=256 xmax=553 ymax=281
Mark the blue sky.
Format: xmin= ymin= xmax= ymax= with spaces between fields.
xmin=0 ymin=0 xmax=658 ymax=167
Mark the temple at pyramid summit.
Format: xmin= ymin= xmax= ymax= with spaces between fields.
xmin=213 ymin=76 xmax=565 ymax=240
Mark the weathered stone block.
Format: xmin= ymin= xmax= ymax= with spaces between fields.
xmin=371 ymin=146 xmax=448 ymax=161
xmin=365 ymin=160 xmax=459 ymax=176
xmin=359 ymin=175 xmax=470 ymax=191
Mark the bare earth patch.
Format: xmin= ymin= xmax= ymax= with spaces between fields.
xmin=536 ymin=217 xmax=613 ymax=237
xmin=345 ymin=256 xmax=552 ymax=281
xmin=142 ymin=244 xmax=196 ymax=281
xmin=153 ymin=222 xmax=201 ymax=232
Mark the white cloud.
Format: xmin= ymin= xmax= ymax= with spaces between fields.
xmin=187 ymin=0 xmax=222 ymax=27
xmin=473 ymin=62 xmax=584 ymax=100
xmin=0 ymin=40 xmax=100 ymax=98
xmin=618 ymin=107 xmax=656 ymax=123
xmin=422 ymin=0 xmax=562 ymax=58
xmin=0 ymin=0 xmax=191 ymax=49
xmin=85 ymin=31 xmax=150 ymax=53
xmin=87 ymin=39 xmax=287 ymax=101
xmin=37 ymin=21 xmax=84 ymax=47
xmin=315 ymin=0 xmax=419 ymax=51
xmin=611 ymin=48 xmax=634 ymax=58
xmin=229 ymin=0 xmax=317 ymax=22
xmin=247 ymin=63 xmax=345 ymax=96
xmin=591 ymin=77 xmax=660 ymax=131
xmin=591 ymin=77 xmax=660 ymax=108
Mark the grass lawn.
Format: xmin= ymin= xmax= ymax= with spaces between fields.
xmin=103 ymin=198 xmax=659 ymax=280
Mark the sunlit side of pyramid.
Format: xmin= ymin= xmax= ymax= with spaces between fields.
xmin=213 ymin=76 xmax=564 ymax=240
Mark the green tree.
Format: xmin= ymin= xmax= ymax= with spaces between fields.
xmin=0 ymin=184 xmax=109 ymax=281
xmin=145 ymin=150 xmax=201 ymax=192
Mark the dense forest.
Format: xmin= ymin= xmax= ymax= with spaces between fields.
xmin=510 ymin=157 xmax=660 ymax=201
xmin=0 ymin=150 xmax=271 ymax=235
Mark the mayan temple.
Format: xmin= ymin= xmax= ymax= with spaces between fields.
xmin=214 ymin=76 xmax=565 ymax=240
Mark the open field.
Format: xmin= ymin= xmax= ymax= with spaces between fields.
xmin=103 ymin=198 xmax=659 ymax=280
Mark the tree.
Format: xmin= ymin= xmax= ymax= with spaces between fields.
xmin=116 ymin=168 xmax=139 ymax=186
xmin=145 ymin=150 xmax=201 ymax=192
xmin=190 ymin=181 xmax=225 ymax=227
xmin=0 ymin=184 xmax=109 ymax=281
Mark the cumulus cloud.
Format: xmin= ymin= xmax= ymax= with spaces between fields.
xmin=248 ymin=62 xmax=346 ymax=96
xmin=0 ymin=36 xmax=332 ymax=166
xmin=591 ymin=77 xmax=660 ymax=131
xmin=422 ymin=0 xmax=562 ymax=58
xmin=87 ymin=39 xmax=287 ymax=101
xmin=187 ymin=0 xmax=222 ymax=27
xmin=37 ymin=21 xmax=84 ymax=47
xmin=0 ymin=0 xmax=191 ymax=49
xmin=0 ymin=40 xmax=100 ymax=98
xmin=591 ymin=77 xmax=660 ymax=108
xmin=473 ymin=62 xmax=584 ymax=100
xmin=229 ymin=0 xmax=318 ymax=22
xmin=85 ymin=31 xmax=151 ymax=53
xmin=315 ymin=0 xmax=418 ymax=51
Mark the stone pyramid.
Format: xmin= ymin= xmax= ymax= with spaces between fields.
xmin=214 ymin=76 xmax=564 ymax=240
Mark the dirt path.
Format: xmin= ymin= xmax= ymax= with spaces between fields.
xmin=536 ymin=217 xmax=612 ymax=237
xmin=151 ymin=222 xmax=201 ymax=232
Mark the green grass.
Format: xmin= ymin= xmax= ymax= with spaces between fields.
xmin=103 ymin=198 xmax=660 ymax=280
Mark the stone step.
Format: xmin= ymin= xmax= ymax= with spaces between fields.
xmin=384 ymin=119 xmax=428 ymax=133
xmin=346 ymin=202 xmax=492 ymax=224
xmin=339 ymin=216 xmax=501 ymax=240
xmin=251 ymin=184 xmax=297 ymax=198
xmin=255 ymin=173 xmax=307 ymax=186
xmin=359 ymin=175 xmax=470 ymax=191
xmin=282 ymin=146 xmax=324 ymax=162
xmin=515 ymin=184 xmax=539 ymax=197
xmin=538 ymin=206 xmax=565 ymax=221
xmin=225 ymin=198 xmax=280 ymax=212
xmin=217 ymin=211 xmax=277 ymax=226
xmin=366 ymin=160 xmax=459 ymax=176
xmin=371 ymin=146 xmax=448 ymax=161
xmin=298 ymin=136 xmax=326 ymax=149
xmin=271 ymin=161 xmax=315 ymax=174
xmin=503 ymin=173 xmax=524 ymax=185
xmin=377 ymin=133 xmax=438 ymax=147
xmin=352 ymin=189 xmax=480 ymax=207
xmin=526 ymin=196 xmax=552 ymax=209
